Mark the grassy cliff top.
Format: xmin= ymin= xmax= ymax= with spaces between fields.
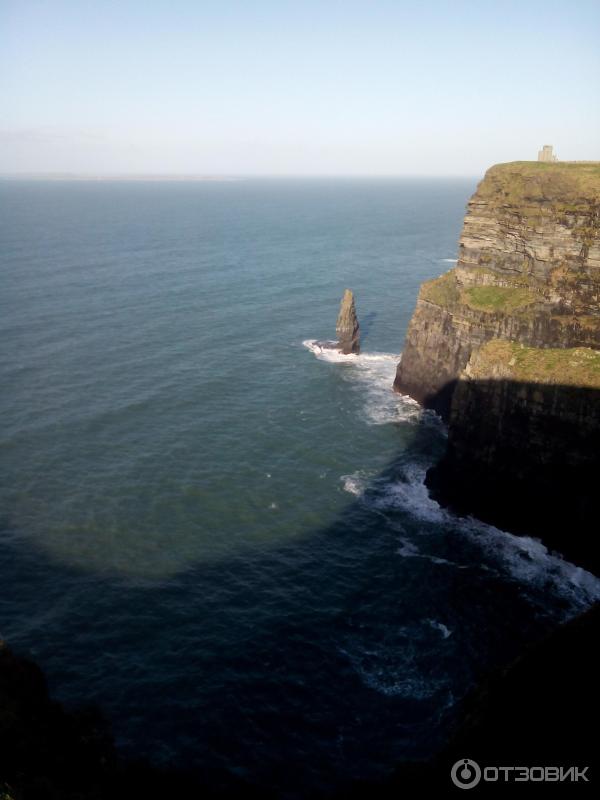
xmin=420 ymin=269 xmax=538 ymax=314
xmin=474 ymin=161 xmax=600 ymax=208
xmin=467 ymin=339 xmax=600 ymax=388
xmin=419 ymin=270 xmax=460 ymax=306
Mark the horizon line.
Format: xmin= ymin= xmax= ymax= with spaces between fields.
xmin=0 ymin=171 xmax=482 ymax=182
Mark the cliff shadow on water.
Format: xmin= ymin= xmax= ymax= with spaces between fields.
xmin=337 ymin=380 xmax=600 ymax=794
xmin=1 ymin=380 xmax=599 ymax=799
xmin=420 ymin=376 xmax=600 ymax=577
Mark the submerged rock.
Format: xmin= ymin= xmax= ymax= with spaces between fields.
xmin=336 ymin=289 xmax=360 ymax=354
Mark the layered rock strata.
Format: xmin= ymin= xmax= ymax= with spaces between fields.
xmin=394 ymin=161 xmax=600 ymax=569
xmin=394 ymin=162 xmax=600 ymax=418
xmin=336 ymin=288 xmax=360 ymax=354
xmin=426 ymin=341 xmax=600 ymax=570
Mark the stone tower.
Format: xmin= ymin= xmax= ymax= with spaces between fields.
xmin=538 ymin=145 xmax=558 ymax=162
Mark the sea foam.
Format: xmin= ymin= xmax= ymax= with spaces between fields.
xmin=303 ymin=339 xmax=421 ymax=425
xmin=306 ymin=339 xmax=600 ymax=613
xmin=375 ymin=464 xmax=600 ymax=612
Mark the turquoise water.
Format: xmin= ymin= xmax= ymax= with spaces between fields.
xmin=1 ymin=179 xmax=599 ymax=795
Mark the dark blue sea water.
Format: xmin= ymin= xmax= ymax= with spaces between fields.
xmin=1 ymin=179 xmax=599 ymax=795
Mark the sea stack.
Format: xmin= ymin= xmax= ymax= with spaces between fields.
xmin=336 ymin=289 xmax=360 ymax=354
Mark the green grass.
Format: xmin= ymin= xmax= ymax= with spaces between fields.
xmin=421 ymin=270 xmax=539 ymax=314
xmin=419 ymin=270 xmax=460 ymax=306
xmin=474 ymin=161 xmax=600 ymax=212
xmin=462 ymin=285 xmax=537 ymax=313
xmin=470 ymin=340 xmax=600 ymax=388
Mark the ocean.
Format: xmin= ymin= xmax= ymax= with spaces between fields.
xmin=1 ymin=178 xmax=599 ymax=795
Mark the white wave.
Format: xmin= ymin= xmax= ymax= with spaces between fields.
xmin=396 ymin=537 xmax=464 ymax=568
xmin=441 ymin=258 xmax=457 ymax=263
xmin=396 ymin=538 xmax=421 ymax=558
xmin=303 ymin=340 xmax=600 ymax=612
xmin=339 ymin=642 xmax=446 ymax=700
xmin=373 ymin=463 xmax=446 ymax=523
xmin=458 ymin=516 xmax=600 ymax=611
xmin=302 ymin=339 xmax=358 ymax=363
xmin=341 ymin=471 xmax=369 ymax=497
xmin=303 ymin=339 xmax=422 ymax=425
xmin=375 ymin=463 xmax=600 ymax=611
xmin=426 ymin=619 xmax=453 ymax=639
xmin=339 ymin=618 xmax=456 ymax=700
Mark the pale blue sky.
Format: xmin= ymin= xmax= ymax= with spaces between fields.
xmin=1 ymin=0 xmax=598 ymax=175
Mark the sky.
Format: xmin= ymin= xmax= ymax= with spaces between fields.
xmin=1 ymin=0 xmax=599 ymax=176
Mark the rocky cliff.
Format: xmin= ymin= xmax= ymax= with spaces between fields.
xmin=427 ymin=341 xmax=600 ymax=569
xmin=394 ymin=161 xmax=600 ymax=570
xmin=336 ymin=289 xmax=360 ymax=354
xmin=394 ymin=161 xmax=600 ymax=417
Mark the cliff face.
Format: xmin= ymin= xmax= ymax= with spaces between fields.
xmin=395 ymin=162 xmax=600 ymax=570
xmin=426 ymin=341 xmax=600 ymax=570
xmin=394 ymin=162 xmax=600 ymax=418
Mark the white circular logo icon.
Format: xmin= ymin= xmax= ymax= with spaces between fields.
xmin=451 ymin=759 xmax=482 ymax=789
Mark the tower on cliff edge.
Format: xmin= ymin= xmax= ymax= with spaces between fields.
xmin=538 ymin=144 xmax=558 ymax=162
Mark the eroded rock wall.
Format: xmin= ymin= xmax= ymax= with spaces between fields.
xmin=425 ymin=341 xmax=600 ymax=571
xmin=394 ymin=162 xmax=600 ymax=418
xmin=396 ymin=162 xmax=600 ymax=567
